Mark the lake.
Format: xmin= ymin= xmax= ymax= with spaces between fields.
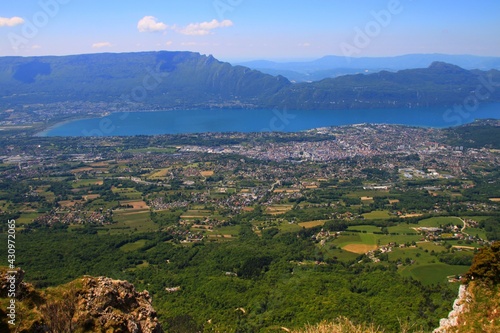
xmin=39 ymin=103 xmax=500 ymax=137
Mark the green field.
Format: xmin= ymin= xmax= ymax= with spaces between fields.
xmin=323 ymin=247 xmax=360 ymax=262
xmin=336 ymin=229 xmax=421 ymax=247
xmin=16 ymin=212 xmax=40 ymax=225
xmin=277 ymin=222 xmax=302 ymax=233
xmin=377 ymin=234 xmax=422 ymax=245
xmin=417 ymin=242 xmax=448 ymax=252
xmin=347 ymin=225 xmax=381 ymax=233
xmin=362 ymin=210 xmax=391 ymax=220
xmin=400 ymin=263 xmax=470 ymax=285
xmin=333 ymin=232 xmax=378 ymax=247
xmin=418 ymin=216 xmax=463 ymax=227
xmin=464 ymin=228 xmax=488 ymax=240
xmin=112 ymin=187 xmax=143 ymax=200
xmin=345 ymin=190 xmax=390 ymax=198
xmin=72 ymin=179 xmax=102 ymax=188
xmin=107 ymin=211 xmax=158 ymax=234
xmin=213 ymin=225 xmax=241 ymax=236
xmin=120 ymin=239 xmax=148 ymax=252
xmin=387 ymin=223 xmax=417 ymax=234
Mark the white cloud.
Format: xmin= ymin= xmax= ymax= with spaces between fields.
xmin=165 ymin=41 xmax=173 ymax=46
xmin=178 ymin=19 xmax=233 ymax=36
xmin=31 ymin=45 xmax=42 ymax=49
xmin=0 ymin=16 xmax=24 ymax=27
xmin=299 ymin=42 xmax=311 ymax=47
xmin=92 ymin=42 xmax=112 ymax=49
xmin=137 ymin=16 xmax=168 ymax=33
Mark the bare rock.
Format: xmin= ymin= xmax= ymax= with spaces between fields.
xmin=73 ymin=276 xmax=164 ymax=333
xmin=433 ymin=285 xmax=470 ymax=333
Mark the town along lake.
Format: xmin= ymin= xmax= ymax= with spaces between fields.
xmin=38 ymin=103 xmax=500 ymax=137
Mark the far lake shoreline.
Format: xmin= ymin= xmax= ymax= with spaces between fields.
xmin=38 ymin=104 xmax=500 ymax=137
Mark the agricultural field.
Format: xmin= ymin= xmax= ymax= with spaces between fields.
xmin=16 ymin=212 xmax=40 ymax=225
xmin=72 ymin=179 xmax=103 ymax=188
xmin=180 ymin=209 xmax=212 ymax=219
xmin=106 ymin=211 xmax=158 ymax=234
xmin=400 ymin=263 xmax=470 ymax=285
xmin=112 ymin=187 xmax=143 ymax=200
xmin=362 ymin=210 xmax=391 ymax=220
xmin=148 ymin=168 xmax=171 ymax=179
xmin=266 ymin=204 xmax=294 ymax=216
xmin=347 ymin=225 xmax=381 ymax=233
xmin=120 ymin=239 xmax=148 ymax=252
xmin=298 ymin=220 xmax=327 ymax=229
xmin=418 ymin=216 xmax=463 ymax=227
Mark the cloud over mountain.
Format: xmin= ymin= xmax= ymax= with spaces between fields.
xmin=92 ymin=42 xmax=112 ymax=49
xmin=178 ymin=19 xmax=233 ymax=36
xmin=137 ymin=16 xmax=168 ymax=33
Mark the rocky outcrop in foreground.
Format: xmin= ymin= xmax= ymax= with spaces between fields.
xmin=76 ymin=276 xmax=163 ymax=333
xmin=0 ymin=268 xmax=163 ymax=333
xmin=433 ymin=285 xmax=470 ymax=333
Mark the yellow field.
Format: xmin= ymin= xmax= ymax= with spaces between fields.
xmin=389 ymin=199 xmax=400 ymax=204
xmin=181 ymin=210 xmax=211 ymax=219
xmin=400 ymin=213 xmax=423 ymax=218
xmin=266 ymin=205 xmax=293 ymax=215
xmin=71 ymin=167 xmax=93 ymax=173
xmin=343 ymin=244 xmax=377 ymax=254
xmin=360 ymin=196 xmax=373 ymax=201
xmin=208 ymin=234 xmax=233 ymax=238
xmin=200 ymin=170 xmax=214 ymax=177
xmin=452 ymin=246 xmax=475 ymax=250
xmin=489 ymin=198 xmax=500 ymax=202
xmin=149 ymin=168 xmax=170 ymax=178
xmin=90 ymin=161 xmax=109 ymax=167
xmin=120 ymin=200 xmax=149 ymax=209
xmin=298 ymin=220 xmax=327 ymax=228
xmin=274 ymin=188 xmax=300 ymax=193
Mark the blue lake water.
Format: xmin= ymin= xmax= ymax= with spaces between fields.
xmin=39 ymin=103 xmax=500 ymax=137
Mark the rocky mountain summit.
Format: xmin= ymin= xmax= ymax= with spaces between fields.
xmin=0 ymin=268 xmax=163 ymax=333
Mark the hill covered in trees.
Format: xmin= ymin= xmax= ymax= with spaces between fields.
xmin=1 ymin=52 xmax=500 ymax=112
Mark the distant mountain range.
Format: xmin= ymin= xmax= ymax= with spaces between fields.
xmin=1 ymin=51 xmax=500 ymax=112
xmin=236 ymin=54 xmax=500 ymax=82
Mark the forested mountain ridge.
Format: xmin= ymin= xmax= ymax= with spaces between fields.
xmin=271 ymin=62 xmax=500 ymax=109
xmin=1 ymin=51 xmax=500 ymax=112
xmin=0 ymin=51 xmax=290 ymax=108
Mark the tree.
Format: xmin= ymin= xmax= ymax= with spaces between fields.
xmin=465 ymin=242 xmax=500 ymax=284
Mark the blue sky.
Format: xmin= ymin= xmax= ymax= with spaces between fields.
xmin=1 ymin=0 xmax=499 ymax=61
